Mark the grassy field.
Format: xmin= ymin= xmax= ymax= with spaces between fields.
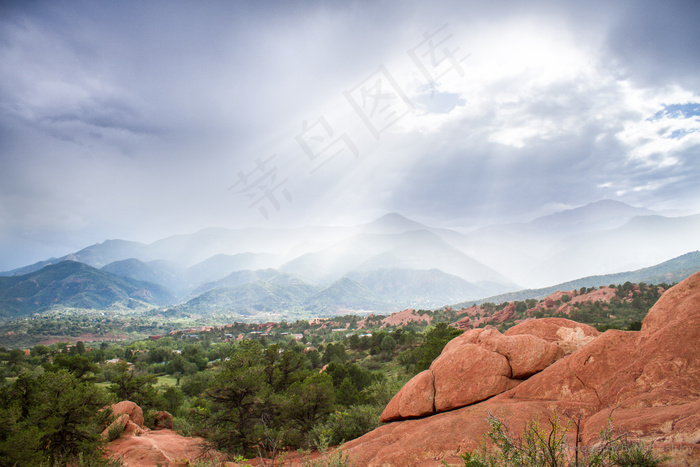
xmin=157 ymin=374 xmax=178 ymax=387
xmin=95 ymin=375 xmax=177 ymax=390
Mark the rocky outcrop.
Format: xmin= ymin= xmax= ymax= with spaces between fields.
xmin=504 ymin=317 xmax=599 ymax=354
xmin=350 ymin=272 xmax=700 ymax=466
xmin=103 ymin=402 xmax=219 ymax=467
xmin=432 ymin=341 xmax=512 ymax=412
xmin=106 ymin=429 xmax=215 ymax=467
xmin=381 ymin=308 xmax=432 ymax=327
xmin=382 ymin=369 xmax=435 ymax=420
xmin=102 ymin=401 xmax=146 ymax=439
xmin=111 ymin=401 xmax=145 ymax=427
xmin=381 ymin=325 xmax=566 ymax=422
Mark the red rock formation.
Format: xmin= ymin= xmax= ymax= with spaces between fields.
xmin=381 ymin=326 xmax=564 ymax=422
xmin=451 ymin=315 xmax=471 ymax=330
xmin=106 ymin=429 xmax=215 ymax=467
xmin=504 ymin=317 xmax=599 ymax=354
xmin=349 ymin=272 xmax=700 ymax=466
xmin=104 ymin=402 xmax=221 ymax=466
xmin=381 ymin=308 xmax=431 ymax=327
xmin=491 ymin=303 xmax=516 ymax=322
xmin=111 ymin=401 xmax=144 ymax=427
xmin=382 ymin=370 xmax=435 ymax=420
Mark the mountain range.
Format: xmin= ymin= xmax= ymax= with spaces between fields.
xmin=0 ymin=261 xmax=174 ymax=319
xmin=1 ymin=200 xmax=699 ymax=319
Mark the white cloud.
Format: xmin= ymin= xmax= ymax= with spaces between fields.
xmin=1 ymin=1 xmax=700 ymax=270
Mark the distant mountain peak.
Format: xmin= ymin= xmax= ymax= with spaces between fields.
xmin=530 ymin=199 xmax=655 ymax=232
xmin=362 ymin=213 xmax=428 ymax=234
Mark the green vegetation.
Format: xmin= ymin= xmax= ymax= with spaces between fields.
xmin=0 ymin=370 xmax=114 ymax=466
xmin=399 ymin=322 xmax=463 ymax=375
xmin=569 ymin=282 xmax=666 ymax=331
xmin=476 ymin=282 xmax=672 ymax=333
xmin=0 ymin=280 xmax=672 ymax=464
xmin=455 ymin=410 xmax=668 ymax=466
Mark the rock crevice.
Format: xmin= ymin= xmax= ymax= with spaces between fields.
xmin=381 ymin=320 xmax=594 ymax=422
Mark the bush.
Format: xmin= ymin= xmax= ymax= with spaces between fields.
xmin=173 ymin=416 xmax=196 ymax=437
xmin=613 ymin=443 xmax=666 ymax=466
xmin=457 ymin=410 xmax=669 ymax=467
xmin=302 ymin=447 xmax=354 ymax=467
xmin=309 ymin=405 xmax=381 ymax=447
xmin=107 ymin=421 xmax=125 ymax=442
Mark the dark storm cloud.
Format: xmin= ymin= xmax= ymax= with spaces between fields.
xmin=604 ymin=0 xmax=700 ymax=89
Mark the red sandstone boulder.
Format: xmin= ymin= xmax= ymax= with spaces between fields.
xmin=351 ymin=399 xmax=600 ymax=466
xmin=452 ymin=315 xmax=471 ymax=330
xmin=122 ymin=420 xmax=146 ymax=437
xmin=504 ymin=317 xmax=599 ymax=354
xmin=509 ymin=273 xmax=700 ymax=409
xmin=492 ymin=303 xmax=516 ymax=322
xmin=431 ymin=341 xmax=511 ymax=412
xmin=382 ymin=326 xmax=565 ymax=422
xmin=381 ymin=370 xmax=435 ymax=421
xmin=349 ymin=272 xmax=700 ymax=466
xmin=111 ymin=401 xmax=145 ymax=427
xmin=104 ymin=402 xmax=224 ymax=466
xmin=102 ymin=401 xmax=147 ymax=440
xmin=467 ymin=327 xmax=563 ymax=378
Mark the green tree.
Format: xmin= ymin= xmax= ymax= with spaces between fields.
xmin=273 ymin=347 xmax=308 ymax=391
xmin=109 ymin=362 xmax=159 ymax=409
xmin=336 ymin=377 xmax=359 ymax=406
xmin=380 ymin=335 xmax=397 ymax=357
xmin=0 ymin=370 xmax=111 ymax=466
xmin=347 ymin=334 xmax=361 ymax=350
xmin=281 ymin=372 xmax=335 ymax=436
xmin=0 ymin=398 xmax=43 ymax=466
xmin=34 ymin=370 xmax=111 ymax=466
xmin=204 ymin=340 xmax=272 ymax=455
xmin=180 ymin=371 xmax=212 ymax=397
xmin=49 ymin=353 xmax=100 ymax=380
xmin=322 ymin=342 xmax=347 ymax=364
xmin=400 ymin=322 xmax=463 ymax=374
xmin=162 ymin=386 xmax=185 ymax=416
xmin=5 ymin=348 xmax=26 ymax=375
xmin=309 ymin=405 xmax=381 ymax=447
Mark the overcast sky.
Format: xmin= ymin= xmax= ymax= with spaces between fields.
xmin=1 ymin=0 xmax=699 ymax=271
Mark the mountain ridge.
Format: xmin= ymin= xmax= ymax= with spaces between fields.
xmin=458 ymin=250 xmax=700 ymax=307
xmin=1 ymin=200 xmax=698 ymax=318
xmin=0 ymin=260 xmax=174 ymax=318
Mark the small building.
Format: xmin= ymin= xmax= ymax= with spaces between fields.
xmin=103 ymin=358 xmax=135 ymax=371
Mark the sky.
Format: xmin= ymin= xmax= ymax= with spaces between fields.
xmin=1 ymin=0 xmax=699 ymax=271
